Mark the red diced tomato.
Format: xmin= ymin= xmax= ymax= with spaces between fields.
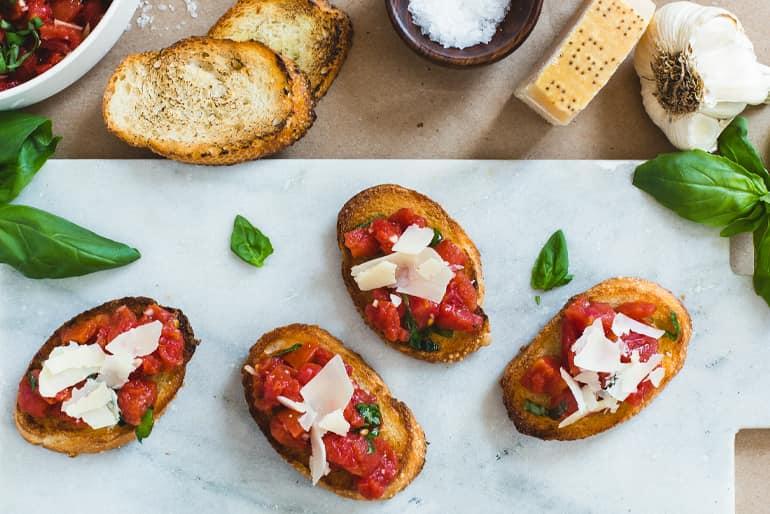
xmin=387 ymin=208 xmax=427 ymax=230
xmin=625 ymin=380 xmax=653 ymax=407
xmin=444 ymin=274 xmax=478 ymax=310
xmin=324 ymin=433 xmax=382 ymax=477
xmin=344 ymin=387 xmax=377 ymax=429
xmin=343 ymin=228 xmax=380 ymax=259
xmin=365 ymin=298 xmax=409 ymax=343
xmin=621 ymin=332 xmax=659 ymax=363
xmin=17 ymin=370 xmax=49 ymax=419
xmin=616 ymin=301 xmax=657 ymax=322
xmin=156 ymin=335 xmax=184 ymax=369
xmin=139 ymin=354 xmax=162 ymax=375
xmin=79 ymin=0 xmax=107 ymax=26
xmin=269 ymin=409 xmax=309 ymax=450
xmin=356 ymin=438 xmax=399 ymax=499
xmin=283 ymin=343 xmax=319 ymax=370
xmin=27 ymin=0 xmax=54 ymax=22
xmin=521 ymin=356 xmax=567 ymax=398
xmin=407 ymin=296 xmax=438 ymax=329
xmin=370 ymin=218 xmax=402 ymax=254
xmin=560 ymin=318 xmax=581 ymax=375
xmin=549 ymin=388 xmax=579 ymax=418
xmin=117 ymin=378 xmax=157 ymax=426
xmin=435 ymin=302 xmax=483 ymax=332
xmin=434 ymin=240 xmax=467 ymax=267
xmin=59 ymin=313 xmax=109 ymax=344
xmin=311 ymin=346 xmax=334 ymax=366
xmin=51 ymin=0 xmax=83 ymax=22
xmin=261 ymin=363 xmax=302 ymax=405
xmin=296 ymin=362 xmax=322 ymax=385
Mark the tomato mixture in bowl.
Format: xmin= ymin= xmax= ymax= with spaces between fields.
xmin=0 ymin=0 xmax=110 ymax=91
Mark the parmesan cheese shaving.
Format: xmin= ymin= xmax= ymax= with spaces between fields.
xmin=391 ymin=225 xmax=435 ymax=255
xmin=105 ymin=321 xmax=162 ymax=357
xmin=611 ymin=313 xmax=665 ymax=339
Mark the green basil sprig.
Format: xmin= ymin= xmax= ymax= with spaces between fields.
xmin=634 ymin=117 xmax=770 ymax=307
xmin=0 ymin=205 xmax=141 ymax=278
xmin=0 ymin=111 xmax=60 ymax=205
xmin=402 ymin=296 xmax=440 ymax=352
xmin=356 ymin=403 xmax=382 ymax=453
xmin=269 ymin=343 xmax=302 ymax=357
xmin=531 ymin=229 xmax=573 ymax=291
xmin=135 ymin=407 xmax=154 ymax=443
xmin=524 ymin=399 xmax=566 ymax=421
xmin=230 ymin=214 xmax=273 ymax=267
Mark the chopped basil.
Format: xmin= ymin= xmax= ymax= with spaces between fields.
xmin=135 ymin=407 xmax=154 ymax=443
xmin=27 ymin=371 xmax=37 ymax=390
xmin=354 ymin=214 xmax=384 ymax=229
xmin=534 ymin=295 xmax=541 ymax=306
xmin=531 ymin=230 xmax=573 ymax=292
xmin=664 ymin=312 xmax=681 ymax=341
xmin=430 ymin=228 xmax=443 ymax=247
xmin=269 ymin=343 xmax=302 ymax=357
xmin=524 ymin=399 xmax=567 ymax=421
xmin=356 ymin=403 xmax=382 ymax=454
xmin=431 ymin=327 xmax=453 ymax=338
xmin=0 ymin=18 xmax=42 ymax=74
xmin=402 ymin=296 xmax=441 ymax=353
xmin=230 ymin=214 xmax=273 ymax=268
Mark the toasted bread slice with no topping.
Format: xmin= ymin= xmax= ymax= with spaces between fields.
xmin=500 ymin=277 xmax=692 ymax=441
xmin=336 ymin=184 xmax=491 ymax=363
xmin=243 ymin=324 xmax=426 ymax=500
xmin=102 ymin=37 xmax=315 ymax=165
xmin=14 ymin=297 xmax=199 ymax=456
xmin=209 ymin=0 xmax=352 ymax=99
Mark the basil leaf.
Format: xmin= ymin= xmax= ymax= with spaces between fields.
xmin=269 ymin=343 xmax=302 ymax=357
xmin=524 ymin=399 xmax=549 ymax=417
xmin=531 ymin=229 xmax=573 ymax=291
xmin=402 ymin=297 xmax=441 ymax=352
xmin=431 ymin=326 xmax=453 ymax=338
xmin=534 ymin=295 xmax=541 ymax=306
xmin=720 ymin=204 xmax=766 ymax=237
xmin=718 ymin=117 xmax=770 ymax=187
xmin=0 ymin=204 xmax=141 ymax=278
xmin=27 ymin=371 xmax=37 ymax=390
xmin=753 ymin=216 xmax=770 ymax=307
xmin=664 ymin=312 xmax=681 ymax=341
xmin=356 ymin=403 xmax=382 ymax=427
xmin=135 ymin=407 xmax=154 ymax=443
xmin=430 ymin=228 xmax=443 ymax=247
xmin=0 ymin=112 xmax=61 ymax=205
xmin=633 ymin=151 xmax=767 ymax=227
xmin=230 ymin=214 xmax=273 ymax=268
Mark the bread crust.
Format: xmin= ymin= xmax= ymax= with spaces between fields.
xmin=336 ymin=184 xmax=491 ymax=363
xmin=242 ymin=324 xmax=426 ymax=500
xmin=500 ymin=277 xmax=692 ymax=440
xmin=102 ymin=37 xmax=316 ymax=165
xmin=14 ymin=297 xmax=200 ymax=456
xmin=209 ymin=0 xmax=353 ymax=99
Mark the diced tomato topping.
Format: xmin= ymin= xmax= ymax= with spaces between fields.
xmin=51 ymin=0 xmax=83 ymax=22
xmin=356 ymin=438 xmax=399 ymax=499
xmin=344 ymin=387 xmax=378 ymax=429
xmin=59 ymin=313 xmax=109 ymax=344
xmin=435 ymin=301 xmax=483 ymax=332
xmin=616 ymin=301 xmax=657 ymax=322
xmin=117 ymin=378 xmax=157 ymax=426
xmin=521 ymin=356 xmax=567 ymax=397
xmin=283 ymin=343 xmax=319 ymax=370
xmin=311 ymin=346 xmax=334 ymax=366
xmin=343 ymin=227 xmax=380 ymax=259
xmin=365 ymin=298 xmax=409 ymax=343
xmin=156 ymin=333 xmax=184 ymax=369
xmin=560 ymin=317 xmax=581 ymax=375
xmin=296 ymin=362 xmax=323 ymax=385
xmin=387 ymin=208 xmax=427 ymax=231
xmin=621 ymin=332 xmax=659 ymax=363
xmin=407 ymin=295 xmax=439 ymax=329
xmin=259 ymin=362 xmax=302 ymax=408
xmin=269 ymin=409 xmax=309 ymax=450
xmin=435 ymin=240 xmax=467 ymax=267
xmin=564 ymin=297 xmax=615 ymax=335
xmin=324 ymin=432 xmax=383 ymax=477
xmin=27 ymin=0 xmax=54 ymax=22
xmin=370 ymin=218 xmax=403 ymax=254
xmin=549 ymin=388 xmax=579 ymax=418
xmin=17 ymin=370 xmax=49 ymax=419
xmin=625 ymin=379 xmax=653 ymax=406
xmin=443 ymin=273 xmax=478 ymax=311
xmin=97 ymin=305 xmax=138 ymax=346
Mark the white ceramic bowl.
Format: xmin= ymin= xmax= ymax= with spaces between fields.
xmin=0 ymin=0 xmax=139 ymax=110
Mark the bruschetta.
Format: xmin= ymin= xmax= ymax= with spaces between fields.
xmin=336 ymin=184 xmax=491 ymax=363
xmin=15 ymin=297 xmax=199 ymax=456
xmin=500 ymin=277 xmax=692 ymax=440
xmin=242 ymin=324 xmax=426 ymax=500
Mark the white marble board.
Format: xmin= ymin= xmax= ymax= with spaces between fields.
xmin=1 ymin=160 xmax=768 ymax=514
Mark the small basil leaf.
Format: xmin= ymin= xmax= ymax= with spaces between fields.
xmin=431 ymin=326 xmax=453 ymax=338
xmin=0 ymin=112 xmax=61 ymax=205
xmin=269 ymin=343 xmax=302 ymax=357
xmin=664 ymin=312 xmax=681 ymax=341
xmin=633 ymin=150 xmax=767 ymax=227
xmin=27 ymin=371 xmax=37 ymax=390
xmin=531 ymin=230 xmax=572 ymax=292
xmin=0 ymin=204 xmax=141 ymax=278
xmin=356 ymin=403 xmax=382 ymax=427
xmin=720 ymin=204 xmax=766 ymax=237
xmin=401 ymin=296 xmax=441 ymax=352
xmin=430 ymin=228 xmax=443 ymax=247
xmin=135 ymin=407 xmax=154 ymax=443
xmin=524 ymin=399 xmax=548 ymax=417
xmin=534 ymin=295 xmax=541 ymax=306
xmin=753 ymin=216 xmax=770 ymax=308
xmin=230 ymin=214 xmax=273 ymax=268
xmin=718 ymin=117 xmax=770 ymax=187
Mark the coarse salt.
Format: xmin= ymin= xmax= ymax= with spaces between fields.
xmin=408 ymin=0 xmax=511 ymax=49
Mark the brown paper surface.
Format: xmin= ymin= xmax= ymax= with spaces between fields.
xmin=22 ymin=1 xmax=770 ymax=511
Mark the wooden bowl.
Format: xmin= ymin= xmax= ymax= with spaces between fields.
xmin=385 ymin=0 xmax=544 ymax=68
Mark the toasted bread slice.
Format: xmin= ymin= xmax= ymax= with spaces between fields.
xmin=336 ymin=184 xmax=491 ymax=363
xmin=102 ymin=37 xmax=315 ymax=165
xmin=14 ymin=297 xmax=199 ymax=456
xmin=209 ymin=0 xmax=352 ymax=99
xmin=500 ymin=277 xmax=692 ymax=441
xmin=243 ymin=324 xmax=426 ymax=500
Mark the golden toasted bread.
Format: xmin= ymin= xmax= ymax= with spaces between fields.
xmin=336 ymin=184 xmax=491 ymax=363
xmin=242 ymin=324 xmax=426 ymax=500
xmin=102 ymin=37 xmax=315 ymax=165
xmin=500 ymin=277 xmax=692 ymax=440
xmin=14 ymin=297 xmax=199 ymax=456
xmin=209 ymin=0 xmax=352 ymax=99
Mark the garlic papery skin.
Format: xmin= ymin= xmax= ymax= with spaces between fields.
xmin=634 ymin=1 xmax=770 ymax=151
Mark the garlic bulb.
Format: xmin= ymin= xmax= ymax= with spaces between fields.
xmin=634 ymin=2 xmax=770 ymax=151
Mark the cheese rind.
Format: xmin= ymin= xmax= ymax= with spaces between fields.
xmin=516 ymin=0 xmax=655 ymax=125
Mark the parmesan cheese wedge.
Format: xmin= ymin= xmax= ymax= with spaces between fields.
xmin=515 ymin=0 xmax=655 ymax=125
